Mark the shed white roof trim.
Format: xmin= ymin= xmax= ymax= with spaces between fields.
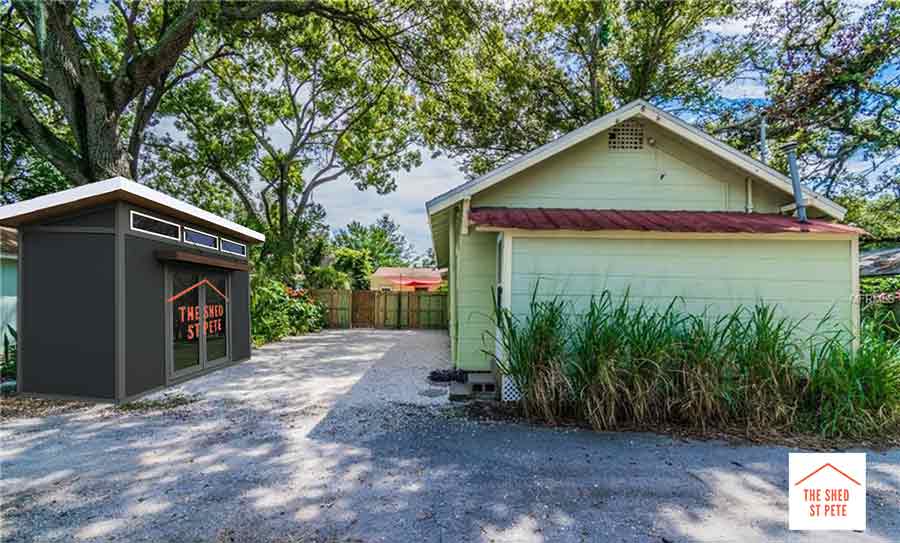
xmin=0 ymin=176 xmax=266 ymax=242
xmin=426 ymin=100 xmax=846 ymax=220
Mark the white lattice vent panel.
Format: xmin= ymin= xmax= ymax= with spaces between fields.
xmin=608 ymin=121 xmax=644 ymax=151
xmin=501 ymin=375 xmax=522 ymax=402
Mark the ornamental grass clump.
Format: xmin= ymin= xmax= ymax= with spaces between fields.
xmin=489 ymin=286 xmax=900 ymax=440
xmin=488 ymin=288 xmax=570 ymax=422
xmin=805 ymin=312 xmax=900 ymax=438
xmin=727 ymin=304 xmax=808 ymax=430
xmin=567 ymin=293 xmax=682 ymax=429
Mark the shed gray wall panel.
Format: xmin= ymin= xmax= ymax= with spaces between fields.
xmin=231 ymin=271 xmax=251 ymax=361
xmin=124 ymin=236 xmax=166 ymax=396
xmin=42 ymin=206 xmax=116 ymax=228
xmin=21 ymin=231 xmax=116 ymax=398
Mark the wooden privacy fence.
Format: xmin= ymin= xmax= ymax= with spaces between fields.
xmin=310 ymin=289 xmax=448 ymax=330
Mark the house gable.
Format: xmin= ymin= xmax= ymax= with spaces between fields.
xmin=427 ymin=100 xmax=845 ymax=220
xmin=473 ymin=119 xmax=796 ymax=215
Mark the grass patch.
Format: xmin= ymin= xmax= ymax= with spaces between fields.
xmin=487 ymin=290 xmax=900 ymax=441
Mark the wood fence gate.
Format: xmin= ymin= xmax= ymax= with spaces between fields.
xmin=352 ymin=291 xmax=375 ymax=327
xmin=311 ymin=289 xmax=448 ymax=330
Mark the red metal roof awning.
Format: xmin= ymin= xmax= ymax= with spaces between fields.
xmin=468 ymin=207 xmax=865 ymax=236
xmin=392 ymin=278 xmax=443 ymax=286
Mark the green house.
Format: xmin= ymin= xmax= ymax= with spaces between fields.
xmin=426 ymin=101 xmax=862 ymax=387
xmin=1 ymin=227 xmax=16 ymax=335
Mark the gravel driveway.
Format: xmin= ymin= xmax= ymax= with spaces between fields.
xmin=2 ymin=329 xmax=898 ymax=543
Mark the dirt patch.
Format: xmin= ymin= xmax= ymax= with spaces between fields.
xmin=116 ymin=393 xmax=199 ymax=413
xmin=453 ymin=400 xmax=900 ymax=451
xmin=0 ymin=397 xmax=93 ymax=421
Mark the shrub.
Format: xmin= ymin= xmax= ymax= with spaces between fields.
xmin=488 ymin=287 xmax=900 ymax=439
xmin=306 ymin=265 xmax=352 ymax=290
xmin=1 ymin=326 xmax=16 ymax=380
xmin=333 ymin=247 xmax=373 ymax=289
xmin=250 ymin=276 xmax=325 ymax=345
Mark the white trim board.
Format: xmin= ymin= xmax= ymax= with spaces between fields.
xmin=425 ymin=100 xmax=846 ymax=220
xmin=0 ymin=177 xmax=265 ymax=242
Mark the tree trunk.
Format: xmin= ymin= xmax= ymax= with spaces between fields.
xmin=88 ymin=114 xmax=132 ymax=179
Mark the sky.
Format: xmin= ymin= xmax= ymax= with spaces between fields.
xmin=312 ymin=151 xmax=459 ymax=258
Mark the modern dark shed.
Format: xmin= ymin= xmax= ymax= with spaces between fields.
xmin=0 ymin=177 xmax=265 ymax=402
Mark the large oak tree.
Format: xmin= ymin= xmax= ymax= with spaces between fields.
xmin=1 ymin=0 xmax=470 ymax=187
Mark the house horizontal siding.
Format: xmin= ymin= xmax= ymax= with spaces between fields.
xmin=455 ymin=230 xmax=497 ymax=371
xmin=473 ymin=124 xmax=787 ymax=214
xmin=511 ymin=237 xmax=853 ymax=338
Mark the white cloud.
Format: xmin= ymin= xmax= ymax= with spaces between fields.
xmin=718 ymin=78 xmax=768 ymax=99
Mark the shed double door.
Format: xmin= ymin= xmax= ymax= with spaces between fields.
xmin=167 ymin=265 xmax=230 ymax=379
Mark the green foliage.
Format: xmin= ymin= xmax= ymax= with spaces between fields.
xmin=306 ymin=266 xmax=352 ymax=290
xmin=490 ymin=287 xmax=570 ymax=422
xmin=837 ymin=194 xmax=900 ymax=244
xmin=862 ymin=301 xmax=900 ymax=341
xmin=420 ymin=0 xmax=751 ymax=177
xmin=332 ymin=247 xmax=373 ymax=290
xmin=488 ymin=289 xmax=900 ymax=438
xmin=250 ymin=275 xmax=325 ymax=346
xmin=806 ymin=312 xmax=900 ymax=437
xmin=1 ymin=126 xmax=71 ymax=204
xmin=3 ymin=1 xmax=459 ymax=186
xmin=419 ymin=0 xmax=899 ymax=204
xmin=415 ymin=248 xmax=437 ymax=269
xmin=714 ymin=1 xmax=900 ymax=199
xmin=861 ymin=276 xmax=900 ymax=295
xmin=333 ymin=214 xmax=414 ymax=269
xmin=2 ymin=325 xmax=17 ymax=380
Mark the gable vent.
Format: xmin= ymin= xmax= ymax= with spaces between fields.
xmin=608 ymin=121 xmax=644 ymax=151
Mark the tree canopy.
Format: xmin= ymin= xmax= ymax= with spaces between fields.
xmin=2 ymin=0 xmax=897 ymax=264
xmin=419 ymin=0 xmax=899 ymax=203
xmin=712 ymin=0 xmax=900 ymax=199
xmin=419 ymin=0 xmax=752 ymax=177
xmin=334 ymin=213 xmax=414 ymax=270
xmin=1 ymin=0 xmax=473 ymax=186
xmin=145 ymin=15 xmax=420 ymax=280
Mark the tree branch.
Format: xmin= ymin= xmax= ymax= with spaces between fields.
xmin=113 ymin=1 xmax=204 ymax=109
xmin=0 ymin=64 xmax=54 ymax=98
xmin=2 ymin=77 xmax=89 ymax=185
xmin=209 ymin=162 xmax=263 ymax=226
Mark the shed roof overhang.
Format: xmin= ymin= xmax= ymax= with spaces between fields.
xmin=155 ymin=250 xmax=250 ymax=271
xmin=0 ymin=177 xmax=265 ymax=244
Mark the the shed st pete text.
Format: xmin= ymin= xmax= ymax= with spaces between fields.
xmin=177 ymin=303 xmax=225 ymax=340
